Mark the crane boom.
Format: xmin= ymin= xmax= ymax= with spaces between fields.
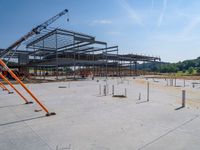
xmin=0 ymin=9 xmax=68 ymax=58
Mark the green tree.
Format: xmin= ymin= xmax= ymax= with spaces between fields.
xmin=196 ymin=67 xmax=200 ymax=74
xmin=188 ymin=67 xmax=194 ymax=74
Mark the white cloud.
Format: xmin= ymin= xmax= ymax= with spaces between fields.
xmin=119 ymin=0 xmax=144 ymax=26
xmin=181 ymin=17 xmax=200 ymax=37
xmin=157 ymin=0 xmax=168 ymax=27
xmin=92 ymin=19 xmax=112 ymax=25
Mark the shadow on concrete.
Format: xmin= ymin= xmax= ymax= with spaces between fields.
xmin=0 ymin=116 xmax=46 ymax=127
xmin=175 ymin=106 xmax=184 ymax=110
xmin=175 ymin=85 xmax=182 ymax=87
xmin=0 ymin=103 xmax=25 ymax=109
xmin=136 ymin=100 xmax=149 ymax=104
xmin=112 ymin=95 xmax=127 ymax=99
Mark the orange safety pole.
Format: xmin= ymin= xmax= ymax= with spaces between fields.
xmin=0 ymin=59 xmax=55 ymax=116
xmin=0 ymin=82 xmax=5 ymax=90
xmin=0 ymin=73 xmax=31 ymax=103
xmin=0 ymin=81 xmax=13 ymax=94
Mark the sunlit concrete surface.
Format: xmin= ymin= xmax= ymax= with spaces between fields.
xmin=1 ymin=77 xmax=200 ymax=150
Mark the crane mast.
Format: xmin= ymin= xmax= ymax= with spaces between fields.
xmin=0 ymin=9 xmax=68 ymax=58
xmin=0 ymin=9 xmax=69 ymax=116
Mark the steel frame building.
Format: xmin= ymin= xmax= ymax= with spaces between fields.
xmin=1 ymin=28 xmax=161 ymax=78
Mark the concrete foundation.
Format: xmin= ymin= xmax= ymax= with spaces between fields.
xmin=1 ymin=77 xmax=200 ymax=150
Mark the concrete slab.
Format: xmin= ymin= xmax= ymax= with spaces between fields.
xmin=1 ymin=77 xmax=200 ymax=150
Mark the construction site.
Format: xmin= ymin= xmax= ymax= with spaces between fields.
xmin=1 ymin=7 xmax=200 ymax=150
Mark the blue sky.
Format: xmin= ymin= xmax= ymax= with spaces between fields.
xmin=1 ymin=0 xmax=200 ymax=62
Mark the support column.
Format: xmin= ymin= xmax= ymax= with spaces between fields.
xmin=134 ymin=61 xmax=138 ymax=76
xmin=56 ymin=32 xmax=58 ymax=80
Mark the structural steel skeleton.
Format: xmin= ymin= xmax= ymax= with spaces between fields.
xmin=1 ymin=28 xmax=161 ymax=78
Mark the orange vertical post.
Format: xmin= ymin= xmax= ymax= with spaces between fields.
xmin=0 ymin=59 xmax=55 ymax=116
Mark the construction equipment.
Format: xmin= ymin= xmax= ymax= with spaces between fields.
xmin=0 ymin=9 xmax=69 ymax=116
xmin=0 ymin=9 xmax=69 ymax=58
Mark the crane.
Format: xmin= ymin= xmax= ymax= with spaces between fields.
xmin=0 ymin=9 xmax=69 ymax=116
xmin=0 ymin=9 xmax=68 ymax=58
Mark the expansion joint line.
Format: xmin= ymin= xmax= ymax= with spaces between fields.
xmin=138 ymin=114 xmax=200 ymax=150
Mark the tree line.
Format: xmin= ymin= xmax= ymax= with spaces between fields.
xmin=138 ymin=57 xmax=200 ymax=74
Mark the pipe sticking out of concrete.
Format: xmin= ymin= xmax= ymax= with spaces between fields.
xmin=104 ymin=85 xmax=106 ymax=96
xmin=99 ymin=84 xmax=101 ymax=95
xmin=112 ymin=85 xmax=114 ymax=96
xmin=175 ymin=78 xmax=176 ymax=87
xmin=170 ymin=78 xmax=173 ymax=86
xmin=106 ymin=84 xmax=109 ymax=95
xmin=147 ymin=82 xmax=149 ymax=101
xmin=182 ymin=90 xmax=186 ymax=107
xmin=138 ymin=92 xmax=141 ymax=100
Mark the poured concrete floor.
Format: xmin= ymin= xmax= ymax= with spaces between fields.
xmin=1 ymin=77 xmax=200 ymax=150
